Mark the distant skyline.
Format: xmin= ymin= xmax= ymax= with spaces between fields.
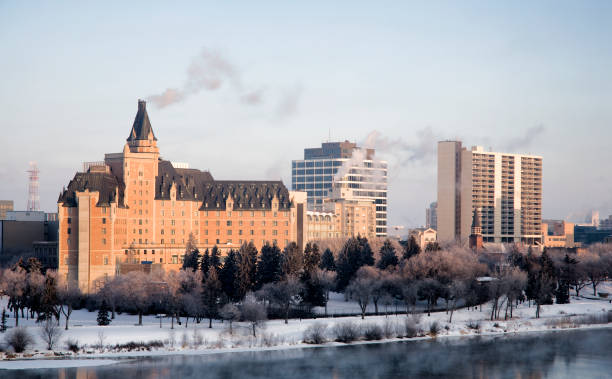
xmin=1 ymin=1 xmax=611 ymax=229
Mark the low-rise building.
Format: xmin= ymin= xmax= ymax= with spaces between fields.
xmin=0 ymin=200 xmax=13 ymax=220
xmin=409 ymin=227 xmax=437 ymax=249
xmin=541 ymin=220 xmax=575 ymax=248
xmin=306 ymin=197 xmax=377 ymax=242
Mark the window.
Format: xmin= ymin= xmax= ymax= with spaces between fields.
xmin=161 ymin=229 xmax=165 ymax=235
xmin=239 ymin=230 xmax=243 ymax=235
xmin=227 ymin=220 xmax=232 ymax=226
xmin=250 ymin=230 xmax=254 ymax=235
xmin=152 ymin=250 xmax=155 ymax=254
xmin=160 ymin=258 xmax=163 ymax=263
xmin=102 ymin=238 xmax=106 ymax=245
xmin=228 ymin=230 xmax=232 ymax=235
xmin=67 ymin=217 xmax=71 ymax=224
xmin=103 ymin=256 xmax=109 ymax=265
xmin=139 ymin=219 xmax=142 ymax=225
xmin=161 ymin=239 xmax=164 ymax=244
xmin=102 ymin=218 xmax=106 ymax=224
xmin=67 ymin=228 xmax=71 ymax=235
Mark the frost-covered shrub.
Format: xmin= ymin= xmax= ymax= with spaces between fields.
xmin=303 ymin=323 xmax=328 ymax=344
xmin=332 ymin=321 xmax=360 ymax=343
xmin=429 ymin=321 xmax=440 ymax=337
xmin=382 ymin=319 xmax=396 ymax=339
xmin=466 ymin=320 xmax=481 ymax=331
xmin=403 ymin=315 xmax=422 ymax=338
xmin=363 ymin=324 xmax=383 ymax=341
xmin=65 ymin=338 xmax=80 ymax=353
xmin=6 ymin=327 xmax=33 ymax=353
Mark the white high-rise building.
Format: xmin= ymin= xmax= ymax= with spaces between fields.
xmin=292 ymin=141 xmax=388 ymax=236
xmin=437 ymin=141 xmax=542 ymax=245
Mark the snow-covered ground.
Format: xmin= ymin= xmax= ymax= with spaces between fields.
xmin=1 ymin=282 xmax=612 ymax=369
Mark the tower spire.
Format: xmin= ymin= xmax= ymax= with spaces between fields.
xmin=127 ymin=100 xmax=156 ymax=142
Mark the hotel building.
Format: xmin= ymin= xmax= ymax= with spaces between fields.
xmin=437 ymin=141 xmax=542 ymax=245
xmin=58 ymin=100 xmax=306 ymax=293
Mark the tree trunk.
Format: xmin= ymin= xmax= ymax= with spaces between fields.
xmin=592 ymin=282 xmax=598 ymax=296
xmin=285 ymin=307 xmax=289 ymax=324
xmin=138 ymin=311 xmax=143 ymax=326
xmin=252 ymin=323 xmax=256 ymax=337
xmin=209 ymin=316 xmax=212 ymax=328
xmin=374 ymin=301 xmax=379 ymax=315
xmin=171 ymin=314 xmax=175 ymax=329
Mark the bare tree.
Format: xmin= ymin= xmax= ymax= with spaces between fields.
xmin=40 ymin=319 xmax=63 ymax=350
xmin=241 ymin=299 xmax=267 ymax=337
xmin=313 ymin=269 xmax=336 ymax=316
xmin=219 ymin=303 xmax=241 ymax=334
xmin=1 ymin=268 xmax=27 ymax=326
xmin=259 ymin=275 xmax=303 ymax=324
xmin=56 ymin=279 xmax=81 ymax=330
xmin=346 ymin=268 xmax=376 ymax=319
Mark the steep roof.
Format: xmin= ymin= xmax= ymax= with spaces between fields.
xmin=58 ymin=172 xmax=126 ymax=207
xmin=127 ymin=100 xmax=157 ymax=142
xmin=472 ymin=208 xmax=482 ymax=229
xmin=155 ymin=160 xmax=214 ymax=201
xmin=198 ymin=180 xmax=292 ymax=211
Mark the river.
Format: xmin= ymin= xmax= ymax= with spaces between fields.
xmin=3 ymin=328 xmax=612 ymax=378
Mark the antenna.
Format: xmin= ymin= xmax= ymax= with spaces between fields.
xmin=27 ymin=162 xmax=40 ymax=211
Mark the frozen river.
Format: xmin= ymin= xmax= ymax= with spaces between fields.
xmin=3 ymin=328 xmax=612 ymax=378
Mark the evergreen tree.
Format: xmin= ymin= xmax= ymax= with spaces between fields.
xmin=402 ymin=236 xmax=421 ymax=260
xmin=303 ymin=243 xmax=321 ymax=273
xmin=556 ymin=254 xmax=577 ymax=304
xmin=281 ymin=242 xmax=303 ymax=277
xmin=40 ymin=273 xmax=58 ymax=321
xmin=219 ymin=250 xmax=240 ymax=301
xmin=210 ymin=246 xmax=222 ymax=273
xmin=200 ymin=249 xmax=211 ymax=279
xmin=300 ymin=271 xmax=326 ymax=308
xmin=256 ymin=242 xmax=283 ymax=287
xmin=97 ymin=300 xmax=111 ymax=326
xmin=425 ymin=242 xmax=441 ymax=252
xmin=319 ymin=248 xmax=336 ymax=271
xmin=202 ymin=268 xmax=222 ymax=328
xmin=237 ymin=242 xmax=258 ymax=298
xmin=377 ymin=240 xmax=399 ymax=270
xmin=182 ymin=233 xmax=200 ymax=271
xmin=336 ymin=237 xmax=375 ymax=291
xmin=0 ymin=309 xmax=7 ymax=333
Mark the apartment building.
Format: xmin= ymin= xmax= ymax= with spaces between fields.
xmin=58 ymin=100 xmax=306 ymax=293
xmin=292 ymin=141 xmax=388 ymax=236
xmin=437 ymin=141 xmax=542 ymax=245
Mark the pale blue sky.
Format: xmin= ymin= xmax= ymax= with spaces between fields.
xmin=1 ymin=1 xmax=611 ymax=229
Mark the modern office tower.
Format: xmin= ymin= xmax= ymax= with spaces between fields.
xmin=292 ymin=141 xmax=388 ymax=236
xmin=437 ymin=141 xmax=543 ymax=245
xmin=58 ymin=100 xmax=306 ymax=293
xmin=426 ymin=201 xmax=437 ymax=230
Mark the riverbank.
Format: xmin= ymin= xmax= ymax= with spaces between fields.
xmin=1 ymin=292 xmax=612 ymax=369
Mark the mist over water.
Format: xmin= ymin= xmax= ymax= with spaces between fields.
xmin=6 ymin=328 xmax=612 ymax=378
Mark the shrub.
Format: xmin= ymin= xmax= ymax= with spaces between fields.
xmin=332 ymin=321 xmax=360 ymax=343
xmin=65 ymin=338 xmax=80 ymax=353
xmin=363 ymin=324 xmax=383 ymax=341
xmin=303 ymin=323 xmax=328 ymax=344
xmin=466 ymin=320 xmax=481 ymax=331
xmin=6 ymin=327 xmax=34 ymax=353
xmin=573 ymin=311 xmax=612 ymax=326
xmin=403 ymin=315 xmax=422 ymax=338
xmin=113 ymin=341 xmax=163 ymax=351
xmin=382 ymin=319 xmax=396 ymax=339
xmin=428 ymin=321 xmax=440 ymax=337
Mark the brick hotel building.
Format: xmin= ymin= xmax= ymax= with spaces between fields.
xmin=58 ymin=101 xmax=306 ymax=293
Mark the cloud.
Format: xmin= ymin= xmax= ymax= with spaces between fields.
xmin=147 ymin=47 xmax=242 ymax=108
xmin=503 ymin=124 xmax=546 ymax=152
xmin=241 ymin=88 xmax=265 ymax=105
xmin=276 ymin=85 xmax=302 ymax=118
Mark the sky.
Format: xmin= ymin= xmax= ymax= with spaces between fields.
xmin=1 ymin=1 xmax=611 ymax=231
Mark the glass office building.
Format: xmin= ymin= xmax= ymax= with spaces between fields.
xmin=292 ymin=141 xmax=388 ymax=236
